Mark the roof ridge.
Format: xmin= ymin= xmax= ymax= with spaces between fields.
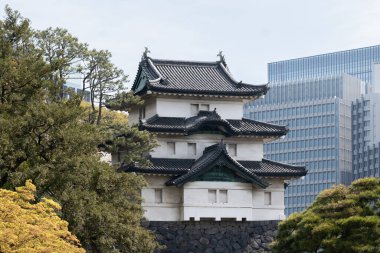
xmin=217 ymin=61 xmax=240 ymax=85
xmin=149 ymin=57 xmax=219 ymax=66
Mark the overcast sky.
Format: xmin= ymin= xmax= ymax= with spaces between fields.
xmin=2 ymin=0 xmax=380 ymax=87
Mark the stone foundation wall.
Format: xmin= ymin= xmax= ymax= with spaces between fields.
xmin=142 ymin=220 xmax=279 ymax=253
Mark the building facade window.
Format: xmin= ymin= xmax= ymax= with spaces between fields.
xmin=200 ymin=104 xmax=210 ymax=111
xmin=190 ymin=103 xmax=210 ymax=116
xmin=208 ymin=189 xmax=217 ymax=203
xmin=264 ymin=192 xmax=272 ymax=205
xmin=219 ymin=190 xmax=228 ymax=203
xmin=187 ymin=143 xmax=196 ymax=156
xmin=167 ymin=142 xmax=175 ymax=155
xmin=227 ymin=144 xmax=237 ymax=156
xmin=190 ymin=104 xmax=199 ymax=116
xmin=139 ymin=106 xmax=146 ymax=119
xmin=155 ymin=189 xmax=163 ymax=203
xmin=208 ymin=189 xmax=228 ymax=203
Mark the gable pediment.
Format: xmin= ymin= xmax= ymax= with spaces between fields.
xmin=134 ymin=71 xmax=148 ymax=94
xmin=166 ymin=141 xmax=269 ymax=188
xmin=193 ymin=165 xmax=250 ymax=183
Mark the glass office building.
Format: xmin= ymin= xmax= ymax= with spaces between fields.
xmin=245 ymin=75 xmax=361 ymax=215
xmin=245 ymin=45 xmax=380 ymax=215
xmin=63 ymin=82 xmax=91 ymax=102
xmin=352 ymin=92 xmax=380 ymax=180
xmin=268 ymin=45 xmax=380 ymax=91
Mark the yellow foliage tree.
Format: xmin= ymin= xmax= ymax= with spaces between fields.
xmin=0 ymin=180 xmax=85 ymax=253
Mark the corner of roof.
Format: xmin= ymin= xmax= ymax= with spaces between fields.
xmin=131 ymin=62 xmax=144 ymax=91
xmin=141 ymin=46 xmax=151 ymax=61
xmin=262 ymin=158 xmax=307 ymax=170
xmin=217 ymin=51 xmax=228 ymax=67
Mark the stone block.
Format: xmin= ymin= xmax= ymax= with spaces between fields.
xmin=145 ymin=220 xmax=279 ymax=252
xmin=199 ymin=237 xmax=210 ymax=245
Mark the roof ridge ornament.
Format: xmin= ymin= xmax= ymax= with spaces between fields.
xmin=142 ymin=46 xmax=151 ymax=60
xmin=217 ymin=50 xmax=227 ymax=67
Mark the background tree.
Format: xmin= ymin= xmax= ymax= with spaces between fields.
xmin=105 ymin=91 xmax=144 ymax=112
xmin=79 ymin=49 xmax=128 ymax=125
xmin=35 ymin=27 xmax=87 ymax=100
xmin=0 ymin=7 xmax=159 ymax=252
xmin=271 ymin=177 xmax=380 ymax=253
xmin=0 ymin=180 xmax=85 ymax=253
xmin=36 ymin=26 xmax=128 ymax=125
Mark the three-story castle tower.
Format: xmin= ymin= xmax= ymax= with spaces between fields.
xmin=119 ymin=52 xmax=306 ymax=221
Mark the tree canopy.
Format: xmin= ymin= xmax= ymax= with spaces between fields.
xmin=0 ymin=6 xmax=159 ymax=252
xmin=0 ymin=180 xmax=85 ymax=253
xmin=271 ymin=177 xmax=380 ymax=253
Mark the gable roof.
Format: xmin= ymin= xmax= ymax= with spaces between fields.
xmin=119 ymin=142 xmax=307 ymax=187
xmin=166 ymin=141 xmax=269 ymax=188
xmin=131 ymin=56 xmax=268 ymax=97
xmin=140 ymin=110 xmax=288 ymax=138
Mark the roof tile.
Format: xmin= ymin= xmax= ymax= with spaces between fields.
xmin=119 ymin=144 xmax=307 ymax=184
xmin=140 ymin=110 xmax=288 ymax=137
xmin=133 ymin=57 xmax=268 ymax=97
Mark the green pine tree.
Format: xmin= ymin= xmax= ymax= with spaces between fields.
xmin=0 ymin=6 xmax=159 ymax=252
xmin=271 ymin=177 xmax=380 ymax=253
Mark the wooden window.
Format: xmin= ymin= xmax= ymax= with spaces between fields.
xmin=190 ymin=104 xmax=199 ymax=116
xmin=187 ymin=143 xmax=196 ymax=156
xmin=264 ymin=192 xmax=272 ymax=205
xmin=155 ymin=189 xmax=162 ymax=203
xmin=227 ymin=144 xmax=237 ymax=156
xmin=219 ymin=190 xmax=228 ymax=203
xmin=167 ymin=142 xmax=175 ymax=155
xmin=208 ymin=189 xmax=217 ymax=203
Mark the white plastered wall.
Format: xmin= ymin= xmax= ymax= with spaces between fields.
xmin=152 ymin=134 xmax=263 ymax=161
xmin=251 ymin=179 xmax=285 ymax=220
xmin=128 ymin=96 xmax=244 ymax=125
xmin=156 ymin=97 xmax=244 ymax=119
xmin=128 ymin=97 xmax=157 ymax=125
xmin=141 ymin=177 xmax=285 ymax=221
xmin=142 ymin=175 xmax=182 ymax=221
xmin=182 ymin=181 xmax=253 ymax=221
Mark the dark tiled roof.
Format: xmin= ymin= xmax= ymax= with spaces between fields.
xmin=239 ymin=159 xmax=307 ymax=177
xmin=140 ymin=110 xmax=288 ymax=137
xmin=166 ymin=142 xmax=269 ymax=188
xmin=132 ymin=56 xmax=268 ymax=97
xmin=119 ymin=142 xmax=307 ymax=187
xmin=121 ymin=158 xmax=192 ymax=175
